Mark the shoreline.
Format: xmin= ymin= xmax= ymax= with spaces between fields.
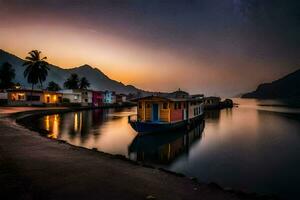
xmin=0 ymin=107 xmax=276 ymax=199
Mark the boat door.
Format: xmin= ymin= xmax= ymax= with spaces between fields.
xmin=152 ymin=104 xmax=159 ymax=121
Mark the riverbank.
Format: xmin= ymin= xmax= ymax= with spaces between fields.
xmin=0 ymin=107 xmax=275 ymax=199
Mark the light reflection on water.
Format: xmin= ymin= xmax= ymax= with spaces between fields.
xmin=40 ymin=108 xmax=138 ymax=155
xmin=35 ymin=99 xmax=300 ymax=199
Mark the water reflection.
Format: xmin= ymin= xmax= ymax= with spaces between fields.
xmin=38 ymin=108 xmax=137 ymax=155
xmin=205 ymin=109 xmax=220 ymax=121
xmin=45 ymin=114 xmax=60 ymax=139
xmin=34 ymin=101 xmax=300 ymax=199
xmin=128 ymin=121 xmax=205 ymax=165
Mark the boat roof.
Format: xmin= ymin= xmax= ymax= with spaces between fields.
xmin=131 ymin=95 xmax=202 ymax=102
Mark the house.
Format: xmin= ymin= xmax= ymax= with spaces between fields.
xmin=116 ymin=94 xmax=127 ymax=104
xmin=7 ymin=89 xmax=42 ymax=105
xmin=92 ymin=91 xmax=104 ymax=107
xmin=103 ymin=91 xmax=116 ymax=104
xmin=76 ymin=89 xmax=93 ymax=106
xmin=43 ymin=91 xmax=63 ymax=104
xmin=6 ymin=89 xmax=62 ymax=105
xmin=59 ymin=90 xmax=82 ymax=104
xmin=204 ymin=96 xmax=221 ymax=109
xmin=0 ymin=91 xmax=8 ymax=105
xmin=60 ymin=89 xmax=93 ymax=106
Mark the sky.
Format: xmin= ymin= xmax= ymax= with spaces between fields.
xmin=0 ymin=0 xmax=299 ymax=96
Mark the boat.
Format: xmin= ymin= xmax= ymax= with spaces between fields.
xmin=128 ymin=90 xmax=204 ymax=134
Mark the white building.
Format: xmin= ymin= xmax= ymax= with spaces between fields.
xmin=59 ymin=90 xmax=82 ymax=104
xmin=0 ymin=92 xmax=8 ymax=100
xmin=79 ymin=89 xmax=93 ymax=106
xmin=0 ymin=91 xmax=8 ymax=105
xmin=59 ymin=89 xmax=93 ymax=106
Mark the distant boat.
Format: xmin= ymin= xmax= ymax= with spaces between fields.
xmin=128 ymin=90 xmax=204 ymax=134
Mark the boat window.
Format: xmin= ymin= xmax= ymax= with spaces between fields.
xmin=174 ymin=103 xmax=177 ymax=109
xmin=163 ymin=103 xmax=168 ymax=109
xmin=146 ymin=103 xmax=150 ymax=108
xmin=139 ymin=102 xmax=142 ymax=109
xmin=178 ymin=102 xmax=181 ymax=109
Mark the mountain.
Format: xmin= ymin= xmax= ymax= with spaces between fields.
xmin=242 ymin=68 xmax=300 ymax=99
xmin=0 ymin=49 xmax=144 ymax=94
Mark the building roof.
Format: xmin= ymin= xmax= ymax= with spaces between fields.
xmin=44 ymin=91 xmax=63 ymax=95
xmin=59 ymin=89 xmax=82 ymax=94
xmin=7 ymin=89 xmax=43 ymax=93
xmin=7 ymin=89 xmax=63 ymax=95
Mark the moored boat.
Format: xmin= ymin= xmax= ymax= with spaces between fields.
xmin=128 ymin=90 xmax=204 ymax=134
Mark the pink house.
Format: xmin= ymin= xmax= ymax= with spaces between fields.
xmin=92 ymin=91 xmax=104 ymax=107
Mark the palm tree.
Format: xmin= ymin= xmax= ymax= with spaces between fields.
xmin=23 ymin=50 xmax=50 ymax=90
xmin=0 ymin=62 xmax=15 ymax=89
xmin=79 ymin=77 xmax=90 ymax=89
xmin=64 ymin=73 xmax=79 ymax=89
xmin=47 ymin=81 xmax=61 ymax=91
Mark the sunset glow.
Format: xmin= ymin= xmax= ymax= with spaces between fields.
xmin=1 ymin=0 xmax=299 ymax=96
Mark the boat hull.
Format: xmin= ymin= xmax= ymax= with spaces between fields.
xmin=129 ymin=114 xmax=203 ymax=134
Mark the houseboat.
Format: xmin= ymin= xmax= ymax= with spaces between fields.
xmin=204 ymin=96 xmax=221 ymax=109
xmin=128 ymin=91 xmax=204 ymax=134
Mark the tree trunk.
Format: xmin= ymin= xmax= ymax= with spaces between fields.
xmin=30 ymin=83 xmax=34 ymax=106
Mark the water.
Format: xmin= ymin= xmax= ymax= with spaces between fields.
xmin=34 ymin=99 xmax=300 ymax=199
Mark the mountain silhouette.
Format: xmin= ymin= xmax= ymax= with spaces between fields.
xmin=0 ymin=49 xmax=143 ymax=94
xmin=242 ymin=68 xmax=300 ymax=99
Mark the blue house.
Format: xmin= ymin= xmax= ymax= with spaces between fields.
xmin=103 ymin=91 xmax=116 ymax=104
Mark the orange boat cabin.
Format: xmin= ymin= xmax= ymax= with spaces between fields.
xmin=135 ymin=96 xmax=204 ymax=123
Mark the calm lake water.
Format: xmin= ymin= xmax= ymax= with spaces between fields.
xmin=34 ymin=99 xmax=300 ymax=199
